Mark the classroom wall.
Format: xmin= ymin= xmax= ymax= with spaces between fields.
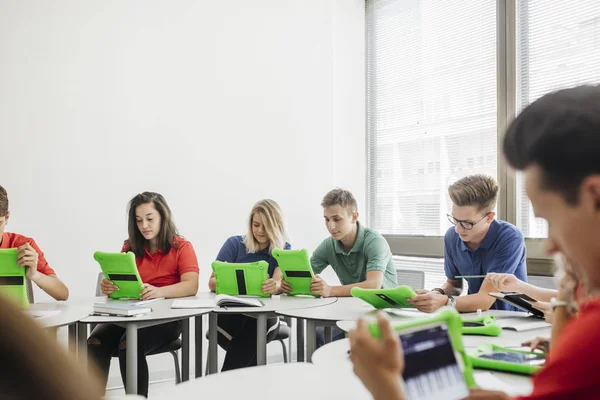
xmin=0 ymin=0 xmax=366 ymax=301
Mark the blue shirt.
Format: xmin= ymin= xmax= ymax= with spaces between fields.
xmin=444 ymin=219 xmax=527 ymax=311
xmin=215 ymin=235 xmax=291 ymax=278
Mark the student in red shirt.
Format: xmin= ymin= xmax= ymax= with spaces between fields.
xmin=87 ymin=192 xmax=199 ymax=397
xmin=349 ymin=85 xmax=600 ymax=400
xmin=0 ymin=185 xmax=68 ymax=301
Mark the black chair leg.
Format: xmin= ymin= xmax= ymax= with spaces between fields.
xmin=170 ymin=351 xmax=182 ymax=384
xmin=279 ymin=340 xmax=288 ymax=363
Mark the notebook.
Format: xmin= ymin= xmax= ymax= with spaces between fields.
xmin=496 ymin=316 xmax=551 ymax=331
xmin=215 ymin=294 xmax=264 ymax=308
xmin=92 ymin=302 xmax=152 ymax=316
xmin=171 ymin=299 xmax=217 ymax=309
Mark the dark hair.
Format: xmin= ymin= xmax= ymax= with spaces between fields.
xmin=0 ymin=185 xmax=8 ymax=216
xmin=126 ymin=192 xmax=179 ymax=258
xmin=504 ymin=85 xmax=600 ymax=204
xmin=0 ymin=293 xmax=103 ymax=399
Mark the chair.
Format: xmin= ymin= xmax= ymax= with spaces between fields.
xmin=205 ymin=315 xmax=291 ymax=374
xmin=92 ymin=273 xmax=183 ymax=384
xmin=396 ymin=268 xmax=425 ymax=290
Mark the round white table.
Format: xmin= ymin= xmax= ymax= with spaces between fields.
xmin=207 ymin=294 xmax=337 ymax=373
xmin=312 ymin=338 xmax=534 ymax=397
xmin=81 ymin=296 xmax=212 ymax=395
xmin=151 ymin=362 xmax=372 ymax=400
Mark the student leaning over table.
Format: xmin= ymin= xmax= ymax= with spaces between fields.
xmin=349 ymin=85 xmax=600 ymax=400
xmin=87 ymin=191 xmax=199 ymax=397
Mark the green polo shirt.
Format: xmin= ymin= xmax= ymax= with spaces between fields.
xmin=310 ymin=222 xmax=397 ymax=289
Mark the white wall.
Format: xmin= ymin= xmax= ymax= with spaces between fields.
xmin=0 ymin=0 xmax=365 ymax=300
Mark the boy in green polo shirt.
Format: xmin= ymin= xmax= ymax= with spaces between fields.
xmin=282 ymin=188 xmax=397 ymax=295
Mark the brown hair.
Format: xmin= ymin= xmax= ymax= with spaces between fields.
xmin=0 ymin=294 xmax=103 ymax=399
xmin=126 ymin=192 xmax=179 ymax=258
xmin=321 ymin=188 xmax=358 ymax=214
xmin=448 ymin=175 xmax=499 ymax=213
xmin=0 ymin=185 xmax=8 ymax=216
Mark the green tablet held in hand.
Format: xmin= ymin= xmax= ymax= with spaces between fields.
xmin=351 ymin=285 xmax=417 ymax=309
xmin=468 ymin=343 xmax=545 ymax=375
xmin=368 ymin=308 xmax=476 ymax=396
xmin=461 ymin=315 xmax=502 ymax=336
xmin=0 ymin=248 xmax=28 ymax=308
xmin=271 ymin=248 xmax=319 ymax=297
xmin=212 ymin=260 xmax=270 ymax=298
xmin=94 ymin=251 xmax=144 ymax=300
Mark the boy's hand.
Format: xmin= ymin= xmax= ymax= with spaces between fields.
xmin=522 ymin=336 xmax=550 ymax=353
xmin=349 ymin=312 xmax=405 ymax=400
xmin=406 ymin=289 xmax=447 ymax=313
xmin=17 ymin=243 xmax=39 ymax=280
xmin=310 ymin=275 xmax=332 ymax=297
xmin=485 ymin=273 xmax=520 ymax=292
xmin=280 ymin=279 xmax=293 ymax=294
xmin=100 ymin=278 xmax=119 ymax=295
xmin=261 ymin=278 xmax=278 ymax=295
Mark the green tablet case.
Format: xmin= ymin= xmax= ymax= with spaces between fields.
xmin=0 ymin=249 xmax=29 ymax=308
xmin=462 ymin=315 xmax=502 ymax=336
xmin=94 ymin=251 xmax=144 ymax=300
xmin=351 ymin=285 xmax=417 ymax=309
xmin=271 ymin=248 xmax=319 ymax=297
xmin=369 ymin=308 xmax=476 ymax=388
xmin=468 ymin=343 xmax=544 ymax=375
xmin=212 ymin=260 xmax=270 ymax=298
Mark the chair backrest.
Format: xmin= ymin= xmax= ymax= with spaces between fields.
xmin=26 ymin=279 xmax=34 ymax=304
xmin=95 ymin=272 xmax=104 ymax=296
xmin=396 ymin=268 xmax=425 ymax=290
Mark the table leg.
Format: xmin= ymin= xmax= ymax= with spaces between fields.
xmin=256 ymin=314 xmax=267 ymax=365
xmin=208 ymin=313 xmax=218 ymax=374
xmin=126 ymin=324 xmax=138 ymax=395
xmin=296 ymin=318 xmax=305 ymax=362
xmin=324 ymin=326 xmax=332 ymax=344
xmin=306 ymin=320 xmax=317 ymax=362
xmin=76 ymin=322 xmax=87 ymax=367
xmin=68 ymin=324 xmax=77 ymax=354
xmin=181 ymin=318 xmax=190 ymax=381
xmin=195 ymin=316 xmax=203 ymax=378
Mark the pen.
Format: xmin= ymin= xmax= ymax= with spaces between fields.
xmin=455 ymin=275 xmax=487 ymax=279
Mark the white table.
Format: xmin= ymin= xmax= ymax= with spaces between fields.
xmin=336 ymin=309 xmax=552 ymax=348
xmin=207 ymin=294 xmax=337 ymax=373
xmin=28 ymin=299 xmax=95 ymax=362
xmin=276 ymin=297 xmax=377 ymax=361
xmin=80 ymin=296 xmax=212 ymax=395
xmin=151 ymin=362 xmax=372 ymax=400
xmin=312 ymin=338 xmax=534 ymax=397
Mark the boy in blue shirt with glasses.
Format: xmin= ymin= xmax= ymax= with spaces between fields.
xmin=408 ymin=174 xmax=527 ymax=312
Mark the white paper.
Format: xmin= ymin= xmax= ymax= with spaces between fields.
xmin=474 ymin=371 xmax=533 ymax=396
xmin=28 ymin=310 xmax=61 ymax=319
xmin=317 ymin=266 xmax=342 ymax=286
xmin=171 ymin=299 xmax=216 ymax=309
xmin=497 ymin=317 xmax=551 ymax=331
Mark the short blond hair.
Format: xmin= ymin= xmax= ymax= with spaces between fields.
xmin=243 ymin=199 xmax=287 ymax=254
xmin=321 ymin=188 xmax=357 ymax=214
xmin=448 ymin=175 xmax=499 ymax=213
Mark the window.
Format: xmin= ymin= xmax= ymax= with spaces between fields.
xmin=516 ymin=0 xmax=600 ymax=238
xmin=366 ymin=0 xmax=497 ymax=236
xmin=393 ymin=256 xmax=469 ymax=293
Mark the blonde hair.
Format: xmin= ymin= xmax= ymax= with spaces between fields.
xmin=321 ymin=188 xmax=358 ymax=214
xmin=448 ymin=174 xmax=499 ymax=213
xmin=243 ymin=199 xmax=287 ymax=254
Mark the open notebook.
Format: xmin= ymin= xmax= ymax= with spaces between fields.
xmin=171 ymin=294 xmax=264 ymax=309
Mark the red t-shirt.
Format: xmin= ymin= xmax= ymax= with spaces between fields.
xmin=122 ymin=236 xmax=199 ymax=287
xmin=0 ymin=232 xmax=56 ymax=275
xmin=515 ymin=298 xmax=600 ymax=400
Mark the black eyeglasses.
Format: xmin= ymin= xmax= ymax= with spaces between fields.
xmin=447 ymin=213 xmax=490 ymax=230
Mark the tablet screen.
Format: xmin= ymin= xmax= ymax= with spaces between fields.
xmin=478 ymin=351 xmax=546 ymax=366
xmin=400 ymin=323 xmax=469 ymax=400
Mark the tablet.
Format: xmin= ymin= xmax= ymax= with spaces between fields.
xmin=468 ymin=343 xmax=545 ymax=375
xmin=271 ymin=248 xmax=319 ymax=297
xmin=461 ymin=316 xmax=502 ymax=336
xmin=0 ymin=248 xmax=28 ymax=308
xmin=489 ymin=292 xmax=544 ymax=318
xmin=94 ymin=251 xmax=144 ymax=300
xmin=351 ymin=285 xmax=417 ymax=309
xmin=212 ymin=260 xmax=270 ymax=298
xmin=369 ymin=308 xmax=475 ymax=399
